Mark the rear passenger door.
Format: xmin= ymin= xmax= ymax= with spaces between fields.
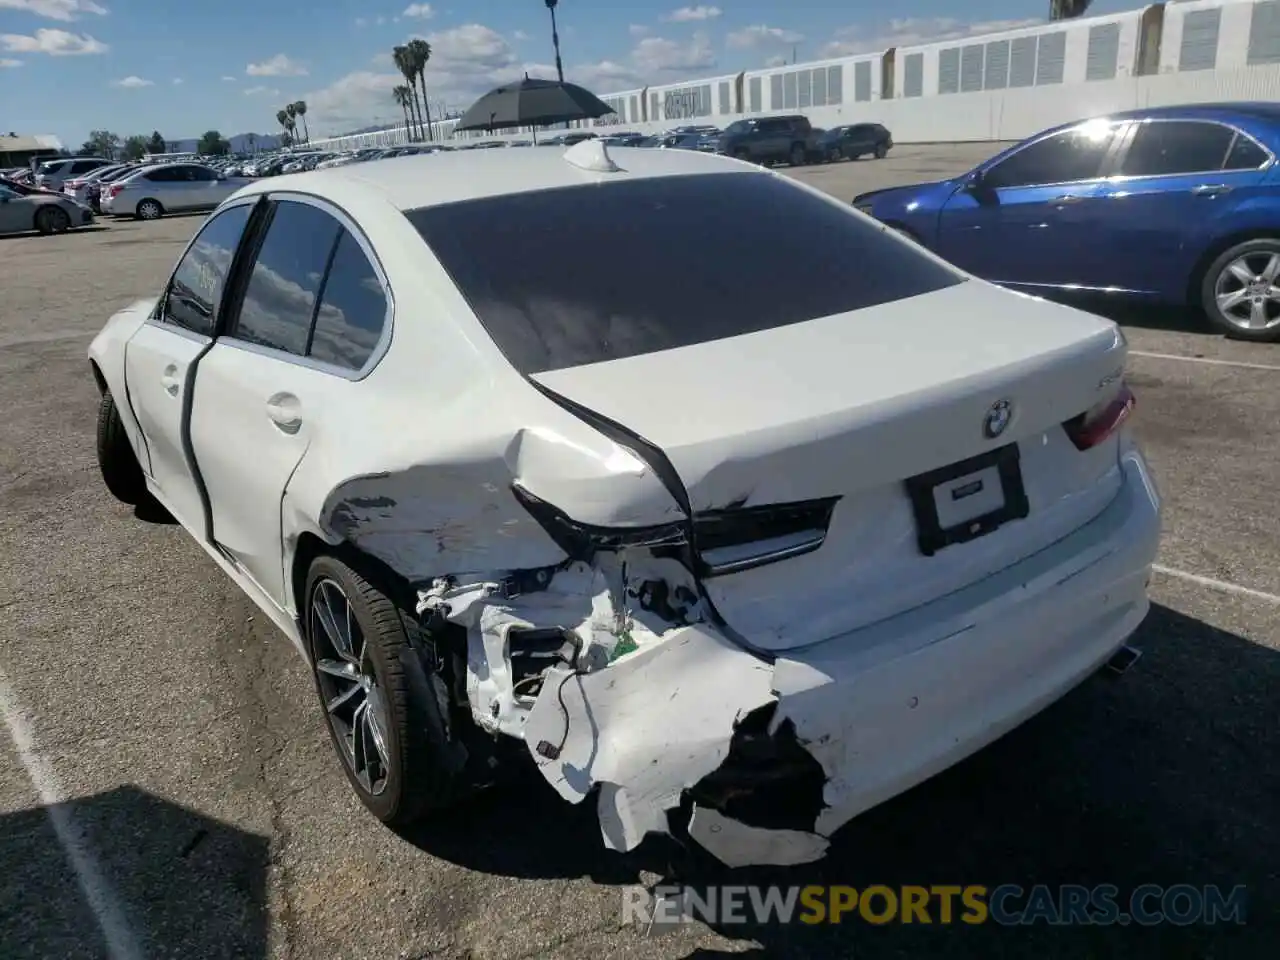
xmin=188 ymin=196 xmax=390 ymax=612
xmin=1090 ymin=119 xmax=1274 ymax=297
xmin=167 ymin=165 xmax=207 ymax=211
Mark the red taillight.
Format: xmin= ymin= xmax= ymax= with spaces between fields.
xmin=1063 ymin=383 xmax=1135 ymax=451
xmin=106 ymin=183 xmax=124 ymax=198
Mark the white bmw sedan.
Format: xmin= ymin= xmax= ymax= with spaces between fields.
xmin=89 ymin=142 xmax=1161 ymax=868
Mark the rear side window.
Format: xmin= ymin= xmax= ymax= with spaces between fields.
xmin=308 ymin=231 xmax=388 ymax=370
xmin=233 ymin=200 xmax=340 ymax=355
xmin=406 ymin=172 xmax=962 ymax=375
xmin=1118 ymin=120 xmax=1236 ymax=176
xmin=1225 ymin=132 xmax=1270 ymax=170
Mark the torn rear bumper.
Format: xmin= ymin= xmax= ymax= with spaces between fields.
xmin=523 ymin=445 xmax=1161 ymax=867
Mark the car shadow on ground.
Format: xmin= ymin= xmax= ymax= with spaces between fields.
xmin=401 ymin=603 xmax=1277 ymax=958
xmin=0 ymin=784 xmax=270 ymax=959
xmin=133 ymin=495 xmax=176 ymax=524
xmin=0 ymin=225 xmax=110 ymax=241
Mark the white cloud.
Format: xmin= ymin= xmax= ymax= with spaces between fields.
xmin=726 ymin=24 xmax=804 ymax=49
xmin=171 ymin=77 xmax=182 ymax=84
xmin=628 ymin=24 xmax=651 ymax=38
xmin=355 ymin=17 xmax=366 ymax=27
xmin=0 ymin=27 xmax=105 ymax=54
xmin=402 ymin=3 xmax=433 ymax=18
xmin=376 ymin=15 xmax=385 ymax=25
xmin=512 ymin=29 xmax=529 ymax=41
xmin=819 ymin=17 xmax=1043 ymax=58
xmin=664 ymin=5 xmax=721 ymax=23
xmin=243 ymin=85 xmax=279 ymax=96
xmin=0 ymin=0 xmax=107 ymax=22
xmin=764 ymin=55 xmax=787 ymax=68
xmin=0 ymin=57 xmax=21 ymax=67
xmin=112 ymin=75 xmax=152 ymax=88
xmin=246 ymin=53 xmax=307 ymax=77
xmin=632 ymin=33 xmax=715 ymax=74
xmin=221 ymin=74 xmax=236 ymax=81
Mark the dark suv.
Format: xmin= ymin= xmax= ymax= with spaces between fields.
xmin=816 ymin=123 xmax=894 ymax=162
xmin=717 ymin=115 xmax=816 ymax=166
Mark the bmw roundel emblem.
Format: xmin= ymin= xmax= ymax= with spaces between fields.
xmin=983 ymin=399 xmax=1013 ymax=439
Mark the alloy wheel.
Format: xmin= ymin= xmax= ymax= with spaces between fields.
xmin=309 ymin=577 xmax=392 ymax=796
xmin=1214 ymin=251 xmax=1280 ymax=333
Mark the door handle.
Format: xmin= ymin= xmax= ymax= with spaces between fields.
xmin=1192 ymin=183 xmax=1231 ymax=197
xmin=161 ymin=364 xmax=180 ymax=397
xmin=265 ymin=392 xmax=302 ymax=433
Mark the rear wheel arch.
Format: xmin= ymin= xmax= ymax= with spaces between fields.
xmin=289 ymin=531 xmax=418 ymax=638
xmin=1186 ymin=228 xmax=1280 ymax=305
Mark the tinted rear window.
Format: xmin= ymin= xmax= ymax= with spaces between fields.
xmin=405 ymin=172 xmax=962 ymax=374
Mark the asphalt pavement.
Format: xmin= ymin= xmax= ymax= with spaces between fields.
xmin=1 ymin=145 xmax=1277 ymax=959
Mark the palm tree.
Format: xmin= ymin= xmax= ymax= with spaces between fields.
xmin=293 ymin=100 xmax=309 ymax=144
xmin=393 ymin=44 xmax=424 ymax=141
xmin=392 ymin=85 xmax=413 ymax=143
xmin=276 ymin=108 xmax=289 ymax=145
xmin=407 ymin=38 xmax=434 ymax=142
xmin=285 ymin=102 xmax=299 ymax=144
xmin=247 ymin=132 xmax=257 ymax=154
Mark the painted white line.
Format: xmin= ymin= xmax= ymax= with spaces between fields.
xmin=1129 ymin=350 xmax=1280 ymax=372
xmin=1152 ymin=565 xmax=1280 ymax=606
xmin=0 ymin=667 xmax=144 ymax=960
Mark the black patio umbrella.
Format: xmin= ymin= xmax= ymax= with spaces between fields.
xmin=454 ymin=74 xmax=616 ymax=135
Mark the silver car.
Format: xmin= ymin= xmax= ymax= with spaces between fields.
xmin=34 ymin=156 xmax=112 ymax=192
xmin=100 ymin=162 xmax=247 ymax=220
xmin=0 ymin=183 xmax=94 ymax=235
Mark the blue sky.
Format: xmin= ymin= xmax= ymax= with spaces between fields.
xmin=2 ymin=0 xmax=1136 ymax=147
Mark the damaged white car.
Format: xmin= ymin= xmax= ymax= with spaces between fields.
xmin=89 ymin=140 xmax=1162 ymax=868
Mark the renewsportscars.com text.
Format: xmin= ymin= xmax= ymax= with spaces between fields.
xmin=624 ymin=883 xmax=1249 ymax=927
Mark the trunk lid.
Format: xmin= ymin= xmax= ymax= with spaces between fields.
xmin=531 ymin=281 xmax=1129 ymax=651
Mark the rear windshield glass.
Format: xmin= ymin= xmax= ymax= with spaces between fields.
xmin=405 ymin=172 xmax=962 ymax=375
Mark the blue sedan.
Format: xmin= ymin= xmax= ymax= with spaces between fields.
xmin=853 ymin=103 xmax=1280 ymax=342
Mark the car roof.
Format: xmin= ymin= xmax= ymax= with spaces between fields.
xmin=229 ymin=144 xmax=762 ymax=211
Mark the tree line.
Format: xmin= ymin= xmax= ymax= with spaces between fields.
xmin=79 ymin=129 xmax=236 ymax=159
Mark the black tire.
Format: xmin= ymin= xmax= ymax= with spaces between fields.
xmin=35 ymin=205 xmax=70 ymax=235
xmin=135 ymin=198 xmax=164 ymax=221
xmin=1200 ymin=238 xmax=1280 ymax=342
xmin=304 ymin=554 xmax=473 ymax=826
xmin=789 ymin=142 xmax=807 ymax=167
xmin=96 ymin=391 xmax=147 ymax=505
xmin=874 ymin=142 xmax=888 ymax=159
xmin=733 ymin=148 xmax=751 ymax=162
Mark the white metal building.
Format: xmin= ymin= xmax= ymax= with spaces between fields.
xmin=308 ymin=0 xmax=1280 ymax=151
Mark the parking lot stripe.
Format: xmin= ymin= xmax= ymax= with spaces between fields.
xmin=1129 ymin=350 xmax=1280 ymax=372
xmin=0 ymin=667 xmax=144 ymax=960
xmin=1152 ymin=564 xmax=1280 ymax=606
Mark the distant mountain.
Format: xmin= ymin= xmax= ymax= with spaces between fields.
xmin=165 ymin=132 xmax=283 ymax=154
